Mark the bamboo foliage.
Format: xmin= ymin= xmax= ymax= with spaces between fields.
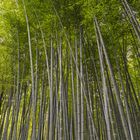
xmin=0 ymin=0 xmax=140 ymax=140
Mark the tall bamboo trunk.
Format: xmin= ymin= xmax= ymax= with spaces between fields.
xmin=22 ymin=0 xmax=36 ymax=139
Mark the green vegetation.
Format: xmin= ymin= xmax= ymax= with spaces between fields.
xmin=0 ymin=0 xmax=140 ymax=140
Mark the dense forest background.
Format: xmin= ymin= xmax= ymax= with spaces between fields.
xmin=0 ymin=0 xmax=140 ymax=140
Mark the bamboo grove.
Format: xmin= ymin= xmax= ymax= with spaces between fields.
xmin=0 ymin=0 xmax=140 ymax=140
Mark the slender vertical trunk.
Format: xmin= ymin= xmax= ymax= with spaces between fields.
xmin=55 ymin=48 xmax=59 ymax=140
xmin=37 ymin=68 xmax=45 ymax=140
xmin=75 ymin=38 xmax=80 ymax=140
xmin=71 ymin=54 xmax=77 ymax=140
xmin=13 ymin=30 xmax=20 ymax=140
xmin=80 ymin=28 xmax=84 ymax=140
xmin=59 ymin=37 xmax=63 ymax=140
xmin=22 ymin=0 xmax=36 ymax=139
xmin=49 ymin=37 xmax=53 ymax=140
